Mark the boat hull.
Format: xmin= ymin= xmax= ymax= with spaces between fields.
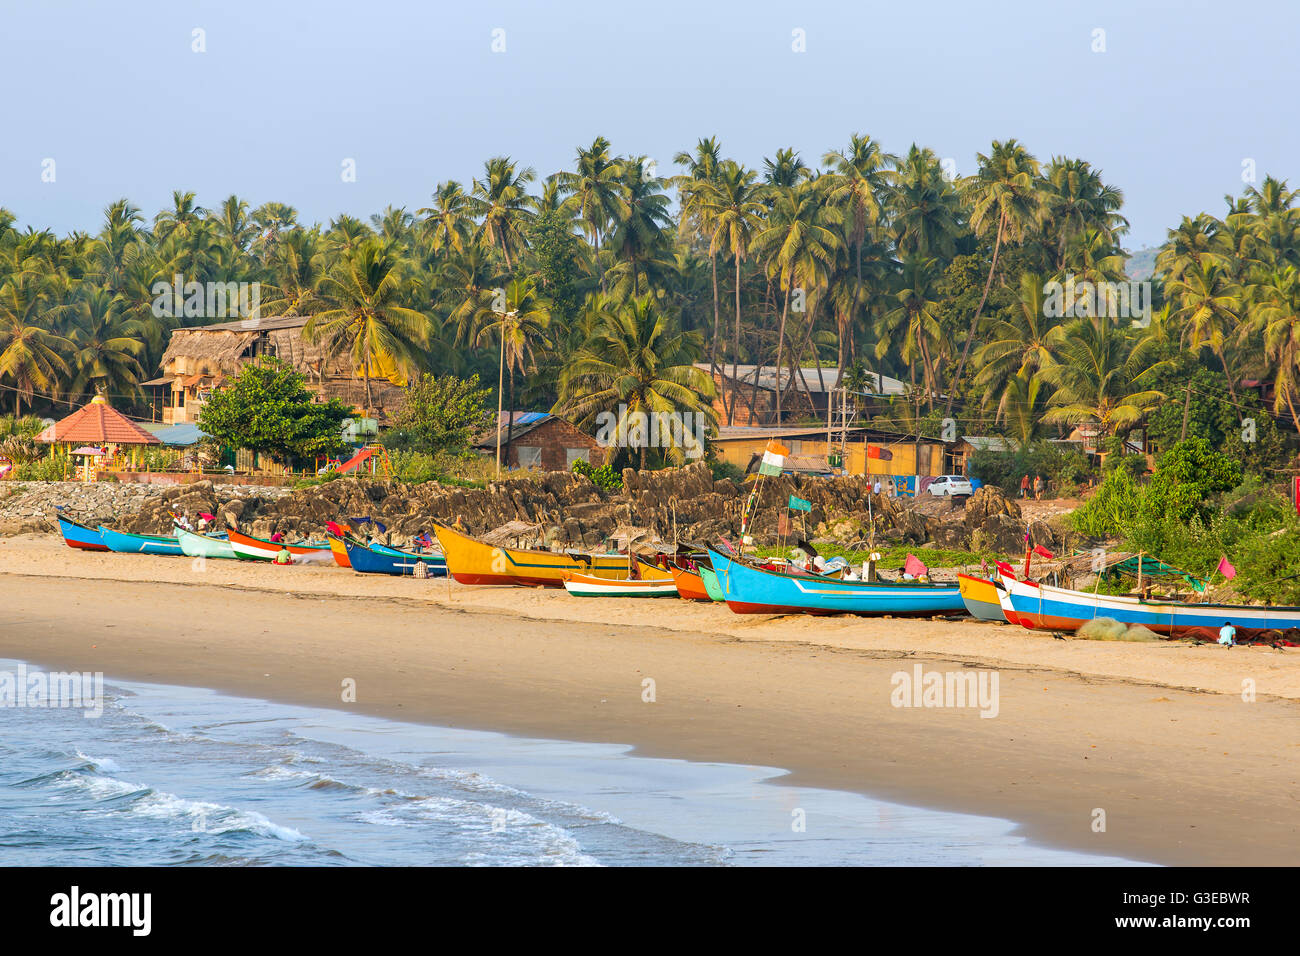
xmin=342 ymin=536 xmax=447 ymax=576
xmin=669 ymin=562 xmax=712 ymax=600
xmin=227 ymin=528 xmax=333 ymax=563
xmin=697 ymin=565 xmax=725 ymax=602
xmin=434 ymin=523 xmax=631 ymax=587
xmin=1001 ymin=574 xmax=1300 ymax=638
xmin=708 ymin=549 xmax=966 ymax=615
xmin=958 ymin=574 xmax=1006 ymax=622
xmin=175 ymin=526 xmax=236 ymax=559
xmin=562 ymin=572 xmax=679 ymax=598
xmin=97 ymin=526 xmax=184 ymax=556
xmin=56 ymin=515 xmax=109 ymax=551
xmin=327 ymin=534 xmax=352 ymax=568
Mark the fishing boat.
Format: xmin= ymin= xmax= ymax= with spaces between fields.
xmin=341 ymin=536 xmax=447 ymax=576
xmin=708 ymin=548 xmax=966 ymax=616
xmin=999 ymin=573 xmax=1300 ymax=638
xmin=697 ymin=564 xmax=725 ymax=602
xmin=434 ymin=523 xmax=632 ymax=587
xmin=326 ymin=533 xmax=353 ymax=568
xmin=227 ymin=528 xmax=333 ymax=563
xmin=668 ymin=560 xmax=712 ymax=601
xmin=97 ymin=526 xmax=185 ymax=556
xmin=175 ymin=525 xmax=237 ymax=560
xmin=957 ymin=573 xmax=1006 ymax=622
xmin=56 ymin=514 xmax=109 ymax=551
xmin=562 ymin=571 xmax=679 ymax=598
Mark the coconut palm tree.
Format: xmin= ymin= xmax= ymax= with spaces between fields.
xmin=947 ymin=140 xmax=1044 ymax=417
xmin=556 ymin=137 xmax=626 ymax=255
xmin=1166 ymin=261 xmax=1244 ymax=399
xmin=417 ymin=181 xmax=474 ymax=258
xmin=472 ymin=277 xmax=551 ymax=472
xmin=674 ymin=138 xmax=726 ymax=372
xmin=471 ymin=157 xmax=536 ymax=272
xmin=876 ymin=257 xmax=945 ymax=410
xmin=697 ymin=161 xmax=766 ymax=423
xmin=0 ymin=274 xmax=71 ymax=415
xmin=1039 ymin=319 xmax=1168 ymax=438
xmin=972 ymin=273 xmax=1064 ymax=420
xmin=888 ymin=145 xmax=963 ymax=262
xmin=554 ymin=296 xmax=716 ymax=468
xmin=604 ymin=157 xmax=672 ymax=299
xmin=60 ymin=288 xmax=146 ymax=403
xmin=307 ymin=240 xmax=431 ymax=413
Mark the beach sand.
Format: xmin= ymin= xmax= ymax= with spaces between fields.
xmin=1 ymin=533 xmax=1297 ymax=865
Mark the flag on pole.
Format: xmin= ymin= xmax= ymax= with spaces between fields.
xmin=1032 ymin=545 xmax=1054 ymax=559
xmin=995 ymin=560 xmax=1017 ymax=578
xmin=867 ymin=444 xmax=893 ymax=461
xmin=1217 ymin=556 xmax=1237 ymax=579
xmin=903 ymin=554 xmax=929 ymax=577
xmin=788 ymin=495 xmax=812 ymax=512
xmin=758 ymin=439 xmax=789 ymax=476
xmin=777 ymin=512 xmax=790 ymax=535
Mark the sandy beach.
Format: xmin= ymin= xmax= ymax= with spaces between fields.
xmin=2 ymin=533 xmax=1297 ymax=865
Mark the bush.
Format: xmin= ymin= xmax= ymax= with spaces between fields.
xmin=16 ymin=451 xmax=70 ymax=481
xmin=1069 ymin=467 xmax=1141 ymax=538
xmin=1137 ymin=437 xmax=1241 ymax=526
xmin=572 ymin=457 xmax=623 ymax=491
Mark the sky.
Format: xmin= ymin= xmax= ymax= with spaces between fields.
xmin=2 ymin=0 xmax=1296 ymax=250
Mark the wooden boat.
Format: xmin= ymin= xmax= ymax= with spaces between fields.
xmin=175 ymin=525 xmax=237 ymax=560
xmin=227 ymin=528 xmax=333 ymax=563
xmin=342 ymin=536 xmax=447 ymax=576
xmin=1000 ymin=573 xmax=1300 ymax=639
xmin=697 ymin=564 xmax=725 ymax=602
xmin=97 ymin=525 xmax=184 ymax=556
xmin=707 ymin=548 xmax=965 ymax=616
xmin=957 ymin=573 xmax=1006 ymax=622
xmin=668 ymin=561 xmax=712 ymax=601
xmin=56 ymin=514 xmax=109 ymax=551
xmin=562 ymin=571 xmax=679 ymax=598
xmin=434 ymin=523 xmax=632 ymax=587
xmin=326 ymin=533 xmax=353 ymax=568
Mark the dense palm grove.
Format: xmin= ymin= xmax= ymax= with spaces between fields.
xmin=3 ymin=134 xmax=1300 ymax=468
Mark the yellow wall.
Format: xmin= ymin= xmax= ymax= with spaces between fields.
xmin=712 ymin=437 xmax=945 ymax=476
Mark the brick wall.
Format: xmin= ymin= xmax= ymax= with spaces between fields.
xmin=504 ymin=418 xmax=602 ymax=471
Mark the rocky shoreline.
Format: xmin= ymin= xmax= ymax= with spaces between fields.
xmin=0 ymin=462 xmax=1066 ymax=555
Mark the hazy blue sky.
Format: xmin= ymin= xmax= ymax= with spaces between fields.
xmin=2 ymin=0 xmax=1295 ymax=249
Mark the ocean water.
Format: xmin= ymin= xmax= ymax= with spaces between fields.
xmin=0 ymin=660 xmax=1151 ymax=866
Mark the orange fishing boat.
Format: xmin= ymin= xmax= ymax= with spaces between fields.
xmin=668 ymin=561 xmax=712 ymax=601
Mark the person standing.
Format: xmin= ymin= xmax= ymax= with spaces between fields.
xmin=1019 ymin=474 xmax=1030 ymax=498
xmin=872 ymin=478 xmax=882 ymax=496
xmin=1033 ymin=475 xmax=1045 ymax=500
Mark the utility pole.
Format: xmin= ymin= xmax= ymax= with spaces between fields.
xmin=1180 ymin=384 xmax=1191 ymax=441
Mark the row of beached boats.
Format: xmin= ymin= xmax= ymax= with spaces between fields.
xmin=55 ymin=513 xmax=1300 ymax=642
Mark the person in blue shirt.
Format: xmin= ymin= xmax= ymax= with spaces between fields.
xmin=1218 ymin=622 xmax=1237 ymax=646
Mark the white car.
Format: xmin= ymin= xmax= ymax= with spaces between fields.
xmin=928 ymin=475 xmax=974 ymax=497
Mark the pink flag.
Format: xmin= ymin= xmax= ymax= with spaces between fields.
xmin=904 ymin=553 xmax=929 ymax=577
xmin=1217 ymin=556 xmax=1236 ymax=579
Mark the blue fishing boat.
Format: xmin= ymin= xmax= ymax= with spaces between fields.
xmin=56 ymin=514 xmax=108 ymax=552
xmin=342 ymin=536 xmax=448 ymax=576
xmin=97 ymin=525 xmax=185 ymax=556
xmin=706 ymin=548 xmax=965 ymax=615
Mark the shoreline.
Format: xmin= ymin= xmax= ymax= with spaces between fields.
xmin=3 ymin=535 xmax=1299 ymax=864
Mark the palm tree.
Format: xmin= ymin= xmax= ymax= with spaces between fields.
xmin=554 ymin=296 xmax=716 ymax=468
xmin=822 ymin=135 xmax=895 ymax=346
xmin=153 ymin=190 xmax=207 ymax=244
xmin=60 ymin=288 xmax=146 ymax=402
xmin=1252 ymin=265 xmax=1300 ymax=429
xmin=947 ymin=139 xmax=1044 ymax=417
xmin=604 ymin=157 xmax=672 ymax=298
xmin=972 ymin=273 xmax=1064 ymax=420
xmin=752 ymin=183 xmax=843 ymax=420
xmin=556 ymin=137 xmax=626 ymax=256
xmin=307 ymin=241 xmax=431 ymax=413
xmin=697 ymin=161 xmax=765 ymax=423
xmin=889 ymin=145 xmax=963 ymax=261
xmin=674 ymin=138 xmax=726 ymax=372
xmin=471 ymin=157 xmax=536 ymax=271
xmin=1040 ymin=158 xmax=1127 ymax=268
xmin=1039 ymin=319 xmax=1168 ymax=438
xmin=762 ymin=148 xmax=809 ymax=188
xmin=472 ymin=277 xmax=551 ymax=473
xmin=876 ymin=257 xmax=945 ymax=410
xmin=0 ymin=274 xmax=71 ymax=415
xmin=1166 ymin=261 xmax=1244 ymax=399
xmin=418 ymin=181 xmax=474 ymax=258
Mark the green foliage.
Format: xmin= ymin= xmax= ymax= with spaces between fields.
xmin=1146 ymin=363 xmax=1290 ymax=476
xmin=1138 ymin=437 xmax=1241 ymax=526
xmin=571 ymin=457 xmax=623 ymax=491
xmin=0 ymin=415 xmax=45 ymax=439
xmin=16 ymin=449 xmax=69 ymax=480
xmin=527 ymin=211 xmax=585 ymax=328
xmin=385 ymin=373 xmax=494 ymax=454
xmin=1069 ymin=467 xmax=1141 ymax=538
xmin=198 ymin=358 xmax=350 ymax=461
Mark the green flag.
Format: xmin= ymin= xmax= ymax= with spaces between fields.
xmin=788 ymin=495 xmax=811 ymax=512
